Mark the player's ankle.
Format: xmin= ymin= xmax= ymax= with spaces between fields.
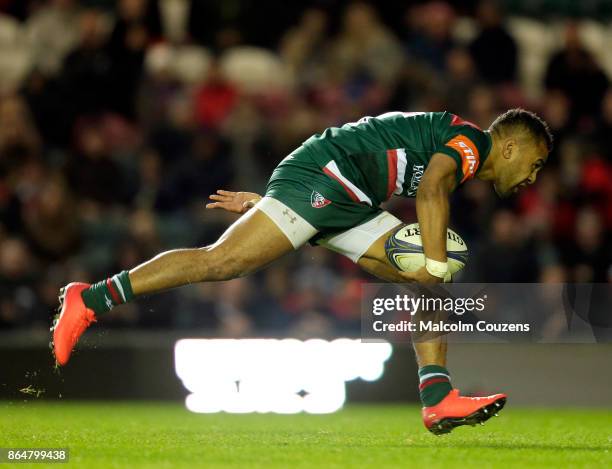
xmin=81 ymin=271 xmax=135 ymax=315
xmin=418 ymin=365 xmax=452 ymax=407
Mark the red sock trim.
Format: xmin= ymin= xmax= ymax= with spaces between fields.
xmin=419 ymin=376 xmax=450 ymax=391
xmin=106 ymin=278 xmax=121 ymax=304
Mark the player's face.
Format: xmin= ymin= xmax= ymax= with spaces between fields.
xmin=494 ymin=138 xmax=548 ymax=198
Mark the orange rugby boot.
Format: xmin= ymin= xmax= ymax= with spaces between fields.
xmin=51 ymin=283 xmax=97 ymax=366
xmin=422 ymin=389 xmax=507 ymax=435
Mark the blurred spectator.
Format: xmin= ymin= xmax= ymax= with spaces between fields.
xmin=469 ymin=0 xmax=517 ymax=84
xmin=0 ymin=238 xmax=38 ymax=328
xmin=330 ymin=2 xmax=403 ymax=86
xmin=25 ymin=0 xmax=80 ymax=75
xmin=22 ymin=69 xmax=73 ymax=146
xmin=67 ymin=118 xmax=129 ymax=205
xmin=594 ymin=88 xmax=612 ymax=158
xmin=222 ymin=99 xmax=270 ymax=190
xmin=466 ymin=210 xmax=539 ymax=282
xmin=544 ymin=22 xmax=609 ymax=129
xmin=133 ymin=147 xmax=161 ymax=209
xmin=541 ymin=90 xmax=571 ymax=158
xmin=280 ymin=8 xmax=329 ymax=87
xmin=0 ymin=94 xmax=41 ymax=167
xmin=193 ymin=61 xmax=238 ymax=130
xmin=21 ymin=172 xmax=79 ymax=261
xmin=518 ymin=170 xmax=566 ymax=241
xmin=60 ymin=8 xmax=113 ymax=116
xmin=248 ymin=265 xmax=294 ymax=330
xmin=215 ymin=278 xmax=254 ymax=336
xmin=405 ymin=1 xmax=456 ymax=73
xmin=562 ymin=207 xmax=610 ymax=282
xmin=147 ymin=92 xmax=195 ymax=166
xmin=294 ymin=249 xmax=340 ymax=297
xmin=444 ymin=47 xmax=478 ymax=113
xmin=127 ymin=208 xmax=162 ymax=257
xmin=579 ymin=155 xmax=612 ymax=228
xmin=157 ymin=130 xmax=233 ymax=210
xmin=107 ymin=0 xmax=161 ymax=118
xmin=188 ymin=0 xmax=297 ymax=51
xmin=467 ymin=85 xmax=498 ymax=128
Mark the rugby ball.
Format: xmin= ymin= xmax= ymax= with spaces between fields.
xmin=385 ymin=223 xmax=468 ymax=282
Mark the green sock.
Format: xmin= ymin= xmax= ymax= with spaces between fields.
xmin=418 ymin=365 xmax=452 ymax=407
xmin=81 ymin=271 xmax=135 ymax=315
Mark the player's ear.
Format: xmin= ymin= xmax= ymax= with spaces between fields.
xmin=502 ymin=138 xmax=516 ymax=160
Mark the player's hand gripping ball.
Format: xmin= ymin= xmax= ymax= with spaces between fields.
xmin=385 ymin=223 xmax=468 ymax=283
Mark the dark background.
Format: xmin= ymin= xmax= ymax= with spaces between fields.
xmin=0 ymin=0 xmax=610 ymax=336
xmin=0 ymin=0 xmax=610 ymax=404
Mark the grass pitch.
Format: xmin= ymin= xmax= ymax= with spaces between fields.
xmin=1 ymin=402 xmax=611 ymax=468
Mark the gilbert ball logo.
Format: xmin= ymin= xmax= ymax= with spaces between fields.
xmin=311 ymin=191 xmax=331 ymax=208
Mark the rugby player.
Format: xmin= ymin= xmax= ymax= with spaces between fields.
xmin=52 ymin=108 xmax=552 ymax=434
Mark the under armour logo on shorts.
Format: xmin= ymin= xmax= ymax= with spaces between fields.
xmin=311 ymin=191 xmax=331 ymax=208
xmin=282 ymin=209 xmax=297 ymax=224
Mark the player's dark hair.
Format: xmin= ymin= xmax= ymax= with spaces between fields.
xmin=489 ymin=108 xmax=553 ymax=152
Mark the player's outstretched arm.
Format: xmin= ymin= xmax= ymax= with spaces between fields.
xmin=400 ymin=153 xmax=457 ymax=284
xmin=206 ymin=190 xmax=262 ymax=214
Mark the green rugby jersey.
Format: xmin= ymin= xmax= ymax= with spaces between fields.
xmin=300 ymin=111 xmax=492 ymax=207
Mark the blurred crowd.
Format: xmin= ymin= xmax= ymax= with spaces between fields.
xmin=0 ymin=0 xmax=611 ymax=334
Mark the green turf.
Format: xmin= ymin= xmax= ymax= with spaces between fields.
xmin=1 ymin=402 xmax=611 ymax=469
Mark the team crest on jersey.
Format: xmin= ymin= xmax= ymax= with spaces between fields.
xmin=311 ymin=191 xmax=331 ymax=208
